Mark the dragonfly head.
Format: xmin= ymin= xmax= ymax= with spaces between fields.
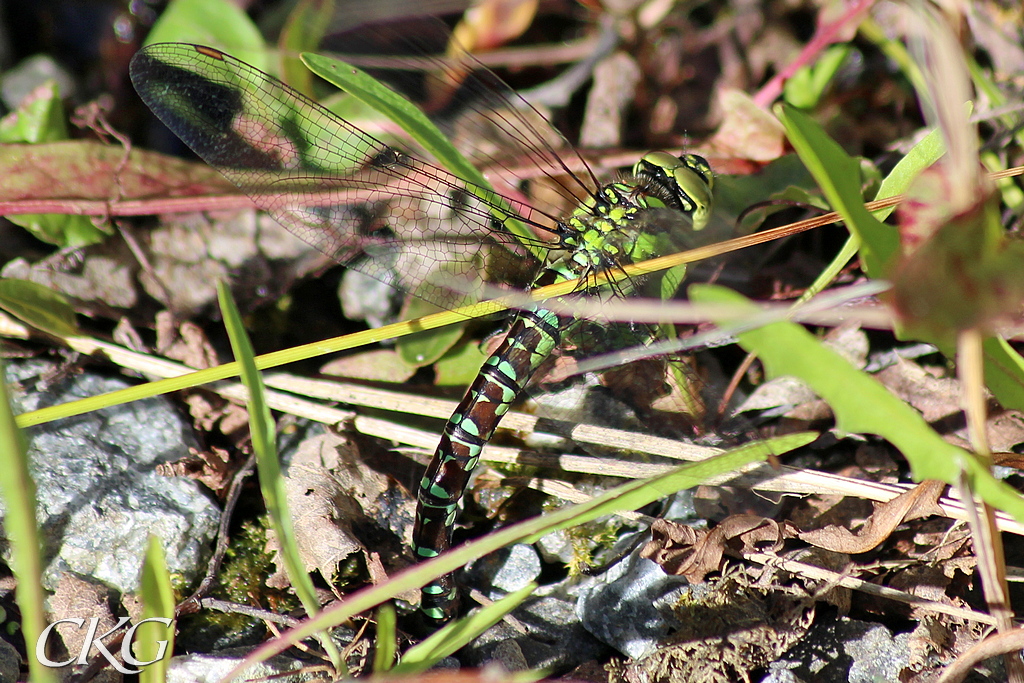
xmin=632 ymin=151 xmax=714 ymax=231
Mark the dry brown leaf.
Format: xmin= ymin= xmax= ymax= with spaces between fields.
xmin=985 ymin=412 xmax=1024 ymax=453
xmin=641 ymin=515 xmax=796 ymax=583
xmin=887 ymin=564 xmax=970 ymax=624
xmin=798 ymin=480 xmax=946 ymax=554
xmin=268 ymin=457 xmax=364 ymax=586
xmin=450 ymin=0 xmax=538 ymax=52
xmin=579 ymin=52 xmax=642 ymax=149
xmin=703 ymin=89 xmax=787 ymax=162
xmin=156 ymin=446 xmax=234 ymax=497
xmin=155 ymin=313 xmax=218 ymax=370
xmin=266 ymin=431 xmax=416 ymax=592
xmin=876 ymin=359 xmax=961 ymax=424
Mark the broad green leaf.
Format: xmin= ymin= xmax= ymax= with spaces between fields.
xmin=145 ymin=0 xmax=267 ymax=70
xmin=0 ymin=278 xmax=79 ymax=337
xmin=397 ymin=296 xmax=469 ymax=369
xmin=711 ymin=154 xmax=817 ymax=234
xmin=0 ymin=81 xmax=107 ymax=246
xmin=873 ymin=127 xmax=945 ymax=217
xmin=433 ymin=338 xmax=488 ymax=386
xmin=6 ymin=213 xmax=105 ymax=248
xmin=981 ymin=338 xmax=1024 ymax=413
xmin=775 ymin=103 xmax=898 ymax=276
xmin=691 ymin=284 xmax=1024 ymax=522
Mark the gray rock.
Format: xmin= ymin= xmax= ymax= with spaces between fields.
xmin=575 ymin=548 xmax=688 ymax=659
xmin=534 ymin=528 xmax=576 ymax=565
xmin=465 ymin=544 xmax=541 ymax=598
xmin=775 ymin=616 xmax=912 ymax=683
xmin=466 ymin=594 xmax=606 ymax=671
xmin=1 ymin=360 xmax=219 ymax=593
xmin=846 ymin=621 xmax=911 ymax=683
xmin=0 ymin=636 xmax=20 ymax=683
xmin=339 ymin=267 xmax=399 ymax=330
xmin=166 ymin=647 xmax=317 ymax=683
xmin=488 ymin=639 xmax=528 ymax=672
xmin=761 ymin=661 xmax=808 ymax=683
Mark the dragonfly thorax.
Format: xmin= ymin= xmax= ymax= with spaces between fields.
xmin=558 ymin=151 xmax=714 ymax=286
xmin=557 ymin=183 xmax=655 ymax=284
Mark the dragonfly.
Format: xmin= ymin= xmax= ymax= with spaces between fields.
xmin=129 ymin=42 xmax=715 ymax=627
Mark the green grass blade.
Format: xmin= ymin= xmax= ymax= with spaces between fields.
xmin=371 ymin=603 xmax=397 ymax=673
xmin=393 ymin=584 xmax=538 ymax=675
xmin=217 ymin=281 xmax=344 ymax=672
xmin=0 ymin=359 xmax=55 ymax=683
xmin=300 ymin=51 xmax=542 ymax=261
xmin=137 ymin=536 xmax=175 ymax=683
xmin=16 ymin=299 xmax=507 ymax=429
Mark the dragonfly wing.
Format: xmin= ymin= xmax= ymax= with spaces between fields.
xmin=130 ymin=43 xmax=544 ymax=310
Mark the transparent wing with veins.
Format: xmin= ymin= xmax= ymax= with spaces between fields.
xmin=129 ymin=43 xmax=568 ymax=309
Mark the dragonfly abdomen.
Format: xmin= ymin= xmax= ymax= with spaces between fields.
xmin=413 ymin=304 xmax=561 ymax=623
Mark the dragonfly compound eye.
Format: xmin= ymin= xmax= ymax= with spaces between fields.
xmin=633 ymin=152 xmax=714 ymax=231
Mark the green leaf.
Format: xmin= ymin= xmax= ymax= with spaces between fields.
xmin=397 ymin=297 xmax=468 ymax=369
xmin=0 ymin=359 xmax=55 ymax=683
xmin=218 ymin=281 xmax=344 ymax=672
xmin=784 ymin=44 xmax=852 ymax=109
xmin=393 ymin=584 xmax=538 ymax=675
xmin=775 ymin=103 xmax=898 ymax=276
xmin=711 ymin=154 xmax=817 ymax=234
xmin=372 ymin=603 xmax=397 ymax=673
xmin=278 ymin=0 xmax=334 ymax=95
xmin=300 ymin=51 xmax=542 ymax=261
xmin=0 ymin=80 xmax=67 ymax=143
xmin=0 ymin=279 xmax=79 ymax=337
xmin=145 ymin=0 xmax=267 ymax=70
xmin=0 ymin=81 xmax=107 ymax=246
xmin=980 ymin=338 xmax=1024 ymax=413
xmin=137 ymin=537 xmax=175 ymax=683
xmin=6 ymin=213 xmax=106 ymax=248
xmin=691 ymin=284 xmax=1024 ymax=522
xmin=433 ymin=339 xmax=488 ymax=386
xmin=873 ymin=128 xmax=945 ymax=217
